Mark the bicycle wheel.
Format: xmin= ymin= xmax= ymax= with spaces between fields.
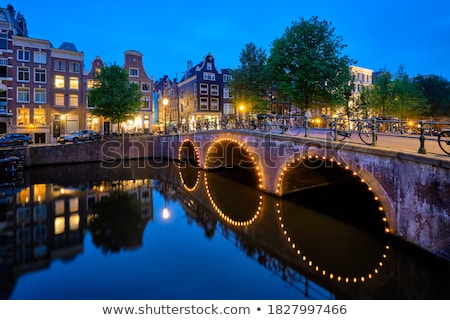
xmin=359 ymin=125 xmax=375 ymax=145
xmin=438 ymin=130 xmax=450 ymax=155
xmin=329 ymin=123 xmax=347 ymax=141
xmin=287 ymin=122 xmax=302 ymax=136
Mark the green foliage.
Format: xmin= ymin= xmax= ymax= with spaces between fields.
xmin=366 ymin=66 xmax=429 ymax=119
xmin=230 ymin=43 xmax=270 ymax=113
xmin=414 ymin=75 xmax=450 ymax=118
xmin=267 ymin=16 xmax=355 ymax=110
xmin=88 ymin=64 xmax=142 ymax=129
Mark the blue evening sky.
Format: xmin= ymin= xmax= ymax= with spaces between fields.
xmin=6 ymin=0 xmax=450 ymax=81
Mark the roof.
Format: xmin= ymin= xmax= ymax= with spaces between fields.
xmin=58 ymin=42 xmax=78 ymax=52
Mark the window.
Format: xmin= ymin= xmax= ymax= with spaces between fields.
xmin=200 ymin=83 xmax=208 ymax=95
xmin=17 ymin=50 xmax=30 ymax=62
xmin=142 ymin=83 xmax=150 ymax=91
xmin=17 ymin=87 xmax=30 ymax=103
xmin=54 ymin=60 xmax=66 ymax=71
xmin=34 ymin=51 xmax=46 ymax=64
xmin=54 ymin=75 xmax=64 ymax=88
xmin=200 ymin=97 xmax=208 ymax=110
xmin=141 ymin=97 xmax=150 ymax=109
xmin=203 ymin=72 xmax=215 ymax=81
xmin=17 ymin=108 xmax=30 ymax=125
xmin=0 ymin=33 xmax=7 ymax=50
xmin=223 ymin=103 xmax=234 ymax=115
xmin=34 ymin=107 xmax=46 ymax=125
xmin=0 ymin=90 xmax=7 ymax=113
xmin=211 ymin=84 xmax=219 ymax=96
xmin=223 ymin=74 xmax=233 ymax=83
xmin=34 ymin=68 xmax=46 ymax=83
xmin=0 ymin=58 xmax=7 ymax=77
xmin=69 ymin=94 xmax=78 ymax=107
xmin=211 ymin=98 xmax=219 ymax=111
xmin=34 ymin=88 xmax=46 ymax=103
xmin=69 ymin=77 xmax=79 ymax=90
xmin=223 ymin=87 xmax=231 ymax=99
xmin=55 ymin=93 xmax=64 ymax=106
xmin=18 ymin=66 xmax=30 ymax=82
xmin=207 ymin=62 xmax=212 ymax=70
xmin=69 ymin=62 xmax=80 ymax=73
xmin=129 ymin=68 xmax=138 ymax=77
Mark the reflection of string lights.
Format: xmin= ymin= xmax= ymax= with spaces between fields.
xmin=204 ymin=172 xmax=263 ymax=227
xmin=276 ymin=155 xmax=390 ymax=234
xmin=177 ymin=163 xmax=201 ymax=192
xmin=276 ymin=201 xmax=390 ymax=284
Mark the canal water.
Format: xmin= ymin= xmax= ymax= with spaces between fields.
xmin=1 ymin=159 xmax=449 ymax=299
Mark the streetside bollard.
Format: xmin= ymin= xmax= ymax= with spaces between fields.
xmin=372 ymin=117 xmax=377 ymax=146
xmin=304 ymin=116 xmax=309 ymax=138
xmin=418 ymin=120 xmax=427 ymax=154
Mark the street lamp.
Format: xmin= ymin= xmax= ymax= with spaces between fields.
xmin=239 ymin=105 xmax=244 ymax=122
xmin=163 ymin=98 xmax=169 ymax=134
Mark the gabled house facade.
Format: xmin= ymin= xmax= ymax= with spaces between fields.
xmin=86 ymin=50 xmax=154 ymax=134
xmin=177 ymin=53 xmax=224 ymax=129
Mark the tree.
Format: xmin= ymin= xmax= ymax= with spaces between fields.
xmin=369 ymin=69 xmax=393 ymax=117
xmin=230 ymin=43 xmax=270 ymax=114
xmin=414 ymin=75 xmax=450 ymax=118
xmin=390 ymin=65 xmax=428 ymax=119
xmin=88 ymin=64 xmax=142 ymax=132
xmin=267 ymin=16 xmax=355 ymax=111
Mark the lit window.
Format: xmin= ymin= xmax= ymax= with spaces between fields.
xmin=69 ymin=94 xmax=78 ymax=107
xmin=34 ymin=51 xmax=46 ymax=64
xmin=55 ymin=75 xmax=64 ymax=88
xmin=34 ymin=88 xmax=46 ymax=103
xmin=55 ymin=93 xmax=64 ymax=106
xmin=69 ymin=77 xmax=79 ymax=90
xmin=54 ymin=217 xmax=65 ymax=235
xmin=17 ymin=107 xmax=30 ymax=125
xmin=34 ymin=107 xmax=46 ymax=125
xmin=17 ymin=88 xmax=30 ymax=103
xmin=69 ymin=214 xmax=80 ymax=231
xmin=141 ymin=97 xmax=150 ymax=109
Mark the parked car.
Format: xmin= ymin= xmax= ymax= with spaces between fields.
xmin=0 ymin=133 xmax=33 ymax=147
xmin=57 ymin=129 xmax=102 ymax=144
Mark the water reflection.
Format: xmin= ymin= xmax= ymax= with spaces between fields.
xmin=1 ymin=159 xmax=449 ymax=299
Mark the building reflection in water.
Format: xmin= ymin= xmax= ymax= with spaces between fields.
xmin=1 ymin=159 xmax=449 ymax=299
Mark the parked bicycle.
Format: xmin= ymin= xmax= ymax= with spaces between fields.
xmin=437 ymin=129 xmax=450 ymax=155
xmin=329 ymin=118 xmax=376 ymax=145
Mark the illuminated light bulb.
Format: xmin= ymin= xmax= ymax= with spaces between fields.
xmin=329 ymin=274 xmax=334 ymax=279
xmin=353 ymin=278 xmax=357 ymax=283
xmin=337 ymin=276 xmax=341 ymax=282
xmin=378 ymin=206 xmax=384 ymax=211
xmin=374 ymin=196 xmax=378 ymax=200
xmin=297 ymin=250 xmax=300 ymax=255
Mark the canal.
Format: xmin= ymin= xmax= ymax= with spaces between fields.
xmin=1 ymin=159 xmax=449 ymax=299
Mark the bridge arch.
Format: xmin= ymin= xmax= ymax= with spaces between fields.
xmin=275 ymin=152 xmax=392 ymax=236
xmin=203 ymin=137 xmax=264 ymax=190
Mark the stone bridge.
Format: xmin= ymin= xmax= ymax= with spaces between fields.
xmin=6 ymin=130 xmax=450 ymax=260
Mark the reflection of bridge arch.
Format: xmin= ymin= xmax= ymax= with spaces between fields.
xmin=276 ymin=153 xmax=391 ymax=235
xmin=203 ymin=171 xmax=263 ymax=227
xmin=178 ymin=164 xmax=201 ymax=192
xmin=275 ymin=200 xmax=391 ymax=285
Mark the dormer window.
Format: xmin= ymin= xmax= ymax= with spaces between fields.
xmin=207 ymin=62 xmax=212 ymax=70
xmin=203 ymin=72 xmax=215 ymax=81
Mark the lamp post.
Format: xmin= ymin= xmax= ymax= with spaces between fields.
xmin=163 ymin=98 xmax=168 ymax=134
